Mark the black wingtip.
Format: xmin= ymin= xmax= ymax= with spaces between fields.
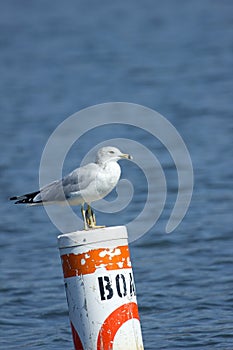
xmin=9 ymin=196 xmax=25 ymax=204
xmin=10 ymin=190 xmax=41 ymax=204
xmin=15 ymin=200 xmax=25 ymax=204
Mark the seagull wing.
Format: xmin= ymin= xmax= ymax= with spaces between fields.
xmin=38 ymin=162 xmax=99 ymax=203
xmin=10 ymin=162 xmax=100 ymax=205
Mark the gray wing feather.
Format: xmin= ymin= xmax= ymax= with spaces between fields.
xmin=35 ymin=162 xmax=98 ymax=203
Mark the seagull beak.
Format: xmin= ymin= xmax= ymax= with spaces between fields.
xmin=120 ymin=153 xmax=133 ymax=160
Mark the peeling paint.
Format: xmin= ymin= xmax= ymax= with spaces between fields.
xmin=61 ymin=245 xmax=130 ymax=278
xmin=81 ymin=258 xmax=86 ymax=266
xmin=117 ymin=261 xmax=124 ymax=268
xmin=99 ymin=247 xmax=121 ymax=259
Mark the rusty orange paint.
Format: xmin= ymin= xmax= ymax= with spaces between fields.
xmin=71 ymin=322 xmax=84 ymax=350
xmin=61 ymin=245 xmax=131 ymax=278
xmin=97 ymin=302 xmax=139 ymax=350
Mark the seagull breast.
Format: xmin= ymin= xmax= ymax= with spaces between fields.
xmin=94 ymin=161 xmax=121 ymax=199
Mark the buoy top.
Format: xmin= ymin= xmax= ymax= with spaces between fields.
xmin=57 ymin=225 xmax=128 ymax=249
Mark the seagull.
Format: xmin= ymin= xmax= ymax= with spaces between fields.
xmin=10 ymin=146 xmax=132 ymax=230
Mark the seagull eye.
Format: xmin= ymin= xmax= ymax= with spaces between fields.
xmin=109 ymin=150 xmax=115 ymax=154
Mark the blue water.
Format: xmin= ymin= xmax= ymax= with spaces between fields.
xmin=1 ymin=1 xmax=233 ymax=349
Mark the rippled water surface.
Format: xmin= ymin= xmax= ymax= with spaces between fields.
xmin=1 ymin=1 xmax=233 ymax=349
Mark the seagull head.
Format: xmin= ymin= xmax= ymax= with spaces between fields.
xmin=95 ymin=146 xmax=133 ymax=165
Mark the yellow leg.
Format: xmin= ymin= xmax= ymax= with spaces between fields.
xmin=81 ymin=204 xmax=89 ymax=230
xmin=86 ymin=205 xmax=105 ymax=229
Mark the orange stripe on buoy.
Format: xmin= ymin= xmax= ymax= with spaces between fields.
xmin=70 ymin=322 xmax=84 ymax=350
xmin=97 ymin=302 xmax=139 ymax=350
xmin=61 ymin=245 xmax=131 ymax=278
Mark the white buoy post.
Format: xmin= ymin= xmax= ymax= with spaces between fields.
xmin=58 ymin=226 xmax=144 ymax=350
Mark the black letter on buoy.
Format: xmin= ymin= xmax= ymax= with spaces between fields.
xmin=116 ymin=274 xmax=127 ymax=298
xmin=98 ymin=276 xmax=113 ymax=301
xmin=129 ymin=272 xmax=136 ymax=296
